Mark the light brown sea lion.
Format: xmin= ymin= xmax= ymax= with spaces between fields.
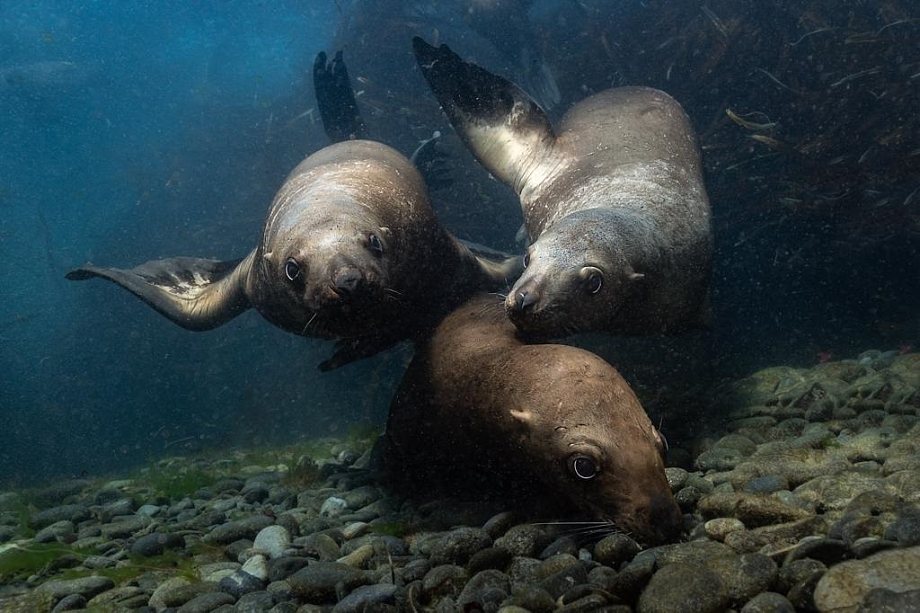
xmin=67 ymin=140 xmax=519 ymax=370
xmin=384 ymin=294 xmax=684 ymax=545
xmin=413 ymin=37 xmax=712 ymax=339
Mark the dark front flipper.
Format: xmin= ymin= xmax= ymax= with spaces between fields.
xmin=411 ymin=37 xmax=556 ymax=192
xmin=313 ymin=50 xmax=367 ymax=143
xmin=409 ymin=131 xmax=451 ymax=191
xmin=66 ymin=252 xmax=255 ymax=331
xmin=318 ymin=335 xmax=402 ymax=372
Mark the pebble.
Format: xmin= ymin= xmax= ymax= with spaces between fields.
xmin=288 ymin=562 xmax=370 ymax=604
xmin=130 ymin=531 xmax=185 ymax=557
xmin=331 ymin=584 xmax=398 ymax=613
xmin=205 ymin=515 xmax=275 ymax=545
xmin=252 ymin=524 xmax=291 ymax=559
xmin=35 ymin=576 xmax=115 ymax=606
xmin=8 ymin=352 xmax=920 ymax=613
xmin=813 ymin=545 xmax=920 ymax=611
xmin=637 ymin=562 xmax=729 ymax=613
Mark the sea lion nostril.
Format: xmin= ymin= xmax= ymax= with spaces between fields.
xmin=516 ymin=290 xmax=536 ymax=311
xmin=333 ymin=268 xmax=362 ymax=296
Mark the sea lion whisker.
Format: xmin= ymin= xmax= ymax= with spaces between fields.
xmin=302 ymin=312 xmax=318 ymax=335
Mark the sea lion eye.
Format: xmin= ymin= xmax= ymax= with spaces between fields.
xmin=523 ymin=252 xmax=530 ymax=268
xmin=585 ymin=272 xmax=603 ymax=295
xmin=570 ymin=454 xmax=599 ymax=480
xmin=368 ymin=233 xmax=384 ymax=257
xmin=284 ymin=258 xmax=302 ymax=282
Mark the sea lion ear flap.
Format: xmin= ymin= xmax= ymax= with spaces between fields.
xmin=509 ymin=409 xmax=536 ymax=434
xmin=412 ymin=36 xmax=557 ymax=195
xmin=66 ymin=250 xmax=256 ymax=331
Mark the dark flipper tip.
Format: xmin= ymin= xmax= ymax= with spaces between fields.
xmin=313 ymin=49 xmax=367 ymax=143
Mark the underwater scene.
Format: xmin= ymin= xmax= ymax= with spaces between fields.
xmin=1 ymin=0 xmax=919 ymax=610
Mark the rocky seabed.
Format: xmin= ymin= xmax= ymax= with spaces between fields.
xmin=1 ymin=350 xmax=919 ymax=612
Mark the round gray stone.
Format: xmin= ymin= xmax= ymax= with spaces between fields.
xmin=637 ymin=562 xmax=729 ymax=613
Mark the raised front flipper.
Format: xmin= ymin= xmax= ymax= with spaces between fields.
xmin=66 ymin=252 xmax=255 ymax=331
xmin=313 ymin=50 xmax=367 ymax=143
xmin=412 ymin=36 xmax=558 ymax=195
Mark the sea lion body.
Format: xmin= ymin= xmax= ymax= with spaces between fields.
xmin=385 ymin=295 xmax=683 ymax=545
xmin=68 ymin=140 xmax=517 ymax=368
xmin=414 ymin=39 xmax=712 ymax=338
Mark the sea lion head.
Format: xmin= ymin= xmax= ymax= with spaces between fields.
xmin=510 ymin=351 xmax=683 ymax=544
xmin=506 ymin=208 xmax=646 ymax=337
xmin=252 ymin=165 xmax=409 ymax=340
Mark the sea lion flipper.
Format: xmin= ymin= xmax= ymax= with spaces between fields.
xmin=313 ymin=50 xmax=367 ymax=143
xmin=409 ymin=131 xmax=451 ymax=191
xmin=412 ymin=36 xmax=558 ymax=194
xmin=66 ymin=252 xmax=255 ymax=331
xmin=319 ymin=336 xmax=402 ymax=372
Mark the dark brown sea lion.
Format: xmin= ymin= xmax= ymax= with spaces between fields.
xmin=413 ymin=38 xmax=712 ymax=338
xmin=67 ymin=140 xmax=518 ymax=369
xmin=384 ymin=294 xmax=683 ymax=545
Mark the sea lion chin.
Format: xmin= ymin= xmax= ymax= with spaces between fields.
xmin=384 ymin=294 xmax=684 ymax=546
xmin=413 ymin=38 xmax=713 ymax=339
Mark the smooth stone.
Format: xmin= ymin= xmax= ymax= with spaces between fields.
xmin=468 ymin=547 xmax=514 ymax=573
xmin=176 ymin=591 xmax=236 ymax=613
xmin=338 ymin=485 xmax=381 ymax=509
xmin=155 ymin=582 xmax=220 ymax=609
xmin=341 ymin=522 xmax=369 ymax=540
xmin=457 ymin=569 xmax=510 ymax=610
xmin=288 ymin=562 xmax=370 ymax=604
xmin=298 ymin=532 xmax=341 ymax=561
xmin=540 ymin=562 xmax=588 ymax=600
xmin=745 ymin=474 xmax=790 ymax=495
xmin=82 ymin=555 xmax=117 ymax=569
xmin=99 ymin=515 xmax=150 ymax=539
xmin=148 ymin=576 xmax=193 ymax=610
xmin=219 ymin=570 xmax=266 ymax=599
xmin=34 ymin=520 xmax=75 ymax=544
xmin=205 ymin=515 xmax=274 ymax=545
xmin=235 ymin=590 xmax=275 ymax=612
xmin=130 ymin=531 xmax=185 ymax=557
xmin=481 ymin=511 xmax=516 ymax=540
xmin=268 ymin=556 xmax=311 ymax=582
xmin=857 ymin=587 xmax=920 ymax=612
xmin=199 ymin=561 xmax=241 ymax=582
xmin=253 ymin=525 xmax=291 ymax=559
xmin=430 ymin=527 xmax=492 ymax=566
xmin=241 ymin=554 xmax=270 ymax=581
xmin=665 ymin=467 xmax=690 ymax=490
xmin=421 ymin=564 xmax=470 ymax=600
xmin=330 ymin=584 xmax=398 ymax=613
xmin=813 ymin=545 xmax=920 ymax=612
xmin=336 ymin=543 xmax=374 ymax=568
xmin=35 ymin=576 xmax=115 ymax=604
xmin=593 ymin=533 xmax=641 ymax=567
xmin=637 ymin=562 xmax=729 ymax=613
xmin=137 ymin=504 xmax=161 ymax=517
xmin=740 ymin=591 xmax=796 ymax=613
xmin=319 ymin=497 xmax=348 ymax=518
xmin=783 ymin=537 xmax=850 ymax=565
xmin=705 ymin=553 xmax=778 ymax=605
xmin=50 ymin=594 xmax=85 ymax=612
xmin=494 ymin=525 xmax=555 ymax=558
xmin=28 ymin=504 xmax=91 ymax=529
xmin=698 ymin=492 xmax=811 ymax=527
xmin=704 ymin=518 xmax=746 ymax=542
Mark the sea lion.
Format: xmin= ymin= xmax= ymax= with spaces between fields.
xmin=413 ymin=38 xmax=713 ymax=338
xmin=384 ymin=294 xmax=684 ymax=545
xmin=67 ymin=140 xmax=519 ymax=370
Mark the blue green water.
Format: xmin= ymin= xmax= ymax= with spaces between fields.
xmin=1 ymin=1 xmax=917 ymax=486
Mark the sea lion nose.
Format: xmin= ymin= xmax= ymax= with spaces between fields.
xmin=514 ymin=289 xmax=538 ymax=312
xmin=648 ymin=491 xmax=685 ymax=544
xmin=332 ymin=267 xmax=363 ymax=297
